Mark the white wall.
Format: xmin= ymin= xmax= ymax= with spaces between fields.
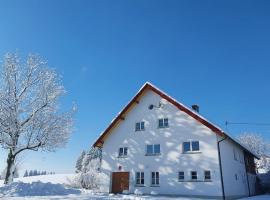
xmin=100 ymin=89 xmax=223 ymax=198
xmin=219 ymin=137 xmax=250 ymax=199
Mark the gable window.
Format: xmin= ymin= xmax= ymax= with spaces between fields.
xmin=146 ymin=144 xmax=160 ymax=155
xmin=233 ymin=149 xmax=238 ymax=161
xmin=136 ymin=172 xmax=144 ymax=185
xmin=135 ymin=121 xmax=145 ymax=131
xmin=191 ymin=171 xmax=197 ymax=180
xmin=158 ymin=118 xmax=169 ymax=128
xmin=183 ymin=141 xmax=200 ymax=153
xmin=204 ymin=170 xmax=211 ymax=180
xmin=235 ymin=174 xmax=238 ymax=180
xmin=119 ymin=147 xmax=128 ymax=157
xmin=151 ymin=172 xmax=159 ymax=186
xmin=178 ymin=171 xmax=184 ymax=181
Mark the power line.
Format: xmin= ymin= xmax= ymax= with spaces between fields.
xmin=225 ymin=121 xmax=270 ymax=127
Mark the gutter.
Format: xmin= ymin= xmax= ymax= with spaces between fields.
xmin=217 ymin=135 xmax=227 ymax=200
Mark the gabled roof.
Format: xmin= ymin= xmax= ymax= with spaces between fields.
xmin=93 ymin=82 xmax=259 ymax=159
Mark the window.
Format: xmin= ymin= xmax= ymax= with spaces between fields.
xmin=191 ymin=171 xmax=197 ymax=180
xmin=146 ymin=144 xmax=160 ymax=155
xmin=136 ymin=172 xmax=144 ymax=185
xmin=235 ymin=174 xmax=238 ymax=180
xmin=119 ymin=147 xmax=128 ymax=157
xmin=151 ymin=172 xmax=159 ymax=185
xmin=183 ymin=141 xmax=200 ymax=153
xmin=204 ymin=171 xmax=211 ymax=180
xmin=233 ymin=149 xmax=238 ymax=161
xmin=192 ymin=141 xmax=199 ymax=151
xmin=178 ymin=171 xmax=184 ymax=181
xmin=158 ymin=118 xmax=169 ymax=128
xmin=135 ymin=121 xmax=145 ymax=131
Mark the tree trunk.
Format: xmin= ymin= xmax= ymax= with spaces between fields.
xmin=4 ymin=149 xmax=15 ymax=184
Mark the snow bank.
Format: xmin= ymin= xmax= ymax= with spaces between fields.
xmin=239 ymin=195 xmax=270 ymax=200
xmin=0 ymin=174 xmax=75 ymax=187
xmin=0 ymin=181 xmax=81 ymax=196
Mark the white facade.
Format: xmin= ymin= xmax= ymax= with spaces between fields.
xmin=96 ymin=84 xmax=257 ymax=199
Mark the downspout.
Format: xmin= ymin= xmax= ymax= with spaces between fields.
xmin=217 ymin=135 xmax=227 ymax=200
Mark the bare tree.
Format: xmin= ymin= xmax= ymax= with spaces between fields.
xmin=238 ymin=133 xmax=270 ymax=173
xmin=0 ymin=53 xmax=74 ymax=184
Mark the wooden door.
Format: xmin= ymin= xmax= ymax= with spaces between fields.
xmin=111 ymin=172 xmax=129 ymax=194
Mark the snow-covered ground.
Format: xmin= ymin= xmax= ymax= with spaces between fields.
xmin=0 ymin=174 xmax=269 ymax=200
xmin=239 ymin=195 xmax=270 ymax=200
xmin=0 ymin=174 xmax=75 ymax=186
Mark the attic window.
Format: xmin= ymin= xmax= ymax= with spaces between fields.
xmin=135 ymin=122 xmax=145 ymax=131
xmin=119 ymin=147 xmax=128 ymax=157
xmin=158 ymin=118 xmax=169 ymax=128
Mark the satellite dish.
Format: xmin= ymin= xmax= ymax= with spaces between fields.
xmin=148 ymin=104 xmax=154 ymax=110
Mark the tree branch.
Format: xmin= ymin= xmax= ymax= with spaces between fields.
xmin=14 ymin=141 xmax=42 ymax=157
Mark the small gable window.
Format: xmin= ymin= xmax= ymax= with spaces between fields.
xmin=158 ymin=118 xmax=169 ymax=128
xmin=233 ymin=149 xmax=238 ymax=161
xmin=135 ymin=121 xmax=145 ymax=131
xmin=119 ymin=147 xmax=128 ymax=157
xmin=183 ymin=141 xmax=200 ymax=153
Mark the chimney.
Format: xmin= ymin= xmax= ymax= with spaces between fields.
xmin=192 ymin=104 xmax=199 ymax=113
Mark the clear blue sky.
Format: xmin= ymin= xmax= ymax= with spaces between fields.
xmin=0 ymin=0 xmax=270 ymax=175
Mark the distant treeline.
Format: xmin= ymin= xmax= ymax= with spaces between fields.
xmin=23 ymin=170 xmax=55 ymax=177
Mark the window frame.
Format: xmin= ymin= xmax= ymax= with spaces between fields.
xmin=136 ymin=172 xmax=145 ymax=186
xmin=191 ymin=171 xmax=197 ymax=180
xmin=158 ymin=118 xmax=169 ymax=128
xmin=178 ymin=171 xmax=185 ymax=182
xmin=151 ymin=172 xmax=160 ymax=186
xmin=204 ymin=170 xmax=211 ymax=181
xmin=233 ymin=149 xmax=238 ymax=161
xmin=135 ymin=121 xmax=145 ymax=131
xmin=183 ymin=141 xmax=200 ymax=153
xmin=146 ymin=144 xmax=161 ymax=156
xmin=118 ymin=147 xmax=128 ymax=157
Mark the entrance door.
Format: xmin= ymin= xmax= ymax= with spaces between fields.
xmin=111 ymin=172 xmax=129 ymax=194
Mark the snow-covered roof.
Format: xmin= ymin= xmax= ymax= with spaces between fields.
xmin=93 ymin=82 xmax=259 ymax=159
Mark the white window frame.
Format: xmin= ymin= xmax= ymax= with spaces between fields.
xmin=118 ymin=147 xmax=128 ymax=157
xmin=151 ymin=172 xmax=159 ymax=186
xmin=136 ymin=172 xmax=144 ymax=186
xmin=135 ymin=121 xmax=145 ymax=131
xmin=146 ymin=144 xmax=161 ymax=155
xmin=158 ymin=118 xmax=169 ymax=128
xmin=183 ymin=141 xmax=200 ymax=153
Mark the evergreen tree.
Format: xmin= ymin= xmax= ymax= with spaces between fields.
xmin=23 ymin=170 xmax=28 ymax=177
xmin=33 ymin=169 xmax=38 ymax=176
xmin=75 ymin=150 xmax=86 ymax=173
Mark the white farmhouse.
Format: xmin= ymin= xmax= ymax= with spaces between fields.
xmin=93 ymin=82 xmax=258 ymax=200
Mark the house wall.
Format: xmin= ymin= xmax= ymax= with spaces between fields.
xmin=100 ymin=89 xmax=223 ymax=198
xmin=219 ymin=137 xmax=250 ymax=199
